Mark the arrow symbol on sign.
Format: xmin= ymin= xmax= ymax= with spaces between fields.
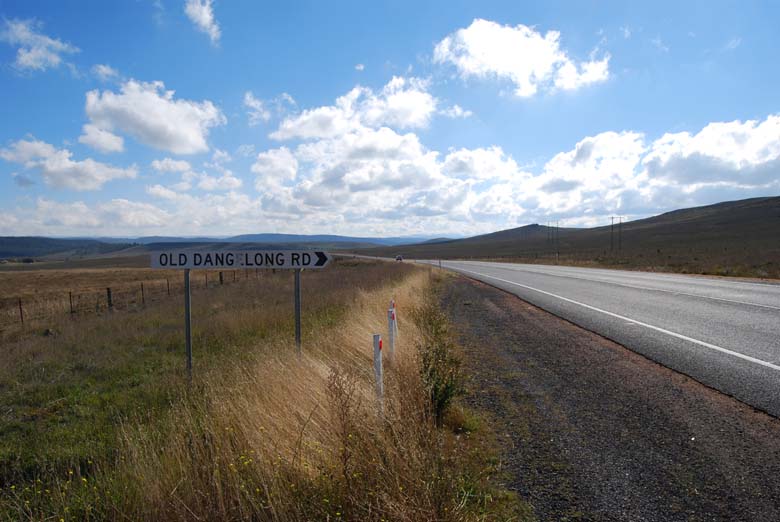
xmin=315 ymin=251 xmax=329 ymax=267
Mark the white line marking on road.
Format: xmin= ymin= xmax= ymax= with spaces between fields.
xmin=451 ymin=265 xmax=780 ymax=372
xmin=459 ymin=261 xmax=780 ymax=311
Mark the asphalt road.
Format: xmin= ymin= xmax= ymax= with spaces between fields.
xmin=425 ymin=260 xmax=780 ymax=416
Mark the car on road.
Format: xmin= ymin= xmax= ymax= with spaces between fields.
xmin=395 ymin=255 xmax=403 ymax=261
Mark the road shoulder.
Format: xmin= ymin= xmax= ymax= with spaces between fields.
xmin=441 ymin=275 xmax=780 ymax=522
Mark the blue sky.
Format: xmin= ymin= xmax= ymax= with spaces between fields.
xmin=0 ymin=0 xmax=778 ymax=237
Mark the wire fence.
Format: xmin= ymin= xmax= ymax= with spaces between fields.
xmin=0 ymin=269 xmax=268 ymax=332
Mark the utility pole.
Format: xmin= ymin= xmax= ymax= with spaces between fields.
xmin=618 ymin=216 xmax=623 ymax=251
xmin=610 ymin=216 xmax=615 ymax=251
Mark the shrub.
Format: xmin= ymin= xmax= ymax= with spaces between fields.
xmin=412 ymin=294 xmax=462 ymax=427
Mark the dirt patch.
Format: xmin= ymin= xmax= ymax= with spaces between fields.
xmin=442 ymin=275 xmax=780 ymax=522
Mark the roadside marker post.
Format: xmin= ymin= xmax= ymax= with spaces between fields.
xmin=387 ymin=309 xmax=395 ymax=363
xmin=150 ymin=250 xmax=331 ymax=380
xmin=373 ymin=334 xmax=384 ymax=414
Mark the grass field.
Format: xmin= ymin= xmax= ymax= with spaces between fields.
xmin=0 ymin=259 xmax=525 ymax=520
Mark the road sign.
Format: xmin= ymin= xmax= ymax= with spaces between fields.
xmin=150 ymin=250 xmax=331 ymax=270
xmin=149 ymin=249 xmax=333 ymax=381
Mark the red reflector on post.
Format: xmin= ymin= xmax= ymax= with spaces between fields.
xmin=379 ymin=339 xmax=383 ymax=351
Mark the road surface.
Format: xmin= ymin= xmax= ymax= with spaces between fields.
xmin=426 ymin=260 xmax=780 ymax=416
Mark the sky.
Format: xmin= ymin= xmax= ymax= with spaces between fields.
xmin=0 ymin=0 xmax=778 ymax=238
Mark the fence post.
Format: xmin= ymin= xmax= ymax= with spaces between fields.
xmin=141 ymin=282 xmax=145 ymax=306
xmin=373 ymin=334 xmax=383 ymax=414
xmin=219 ymin=271 xmax=224 ymax=285
xmin=68 ymin=291 xmax=74 ymax=315
xmin=205 ymin=273 xmax=208 ymax=288
xmin=106 ymin=287 xmax=113 ymax=312
xmin=166 ymin=278 xmax=170 ymax=296
xmin=233 ymin=271 xmax=236 ymax=283
xmin=18 ymin=298 xmax=24 ymax=325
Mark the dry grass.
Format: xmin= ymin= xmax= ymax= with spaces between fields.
xmin=1 ymin=261 xmax=524 ymax=521
xmin=0 ymin=266 xmax=263 ymax=333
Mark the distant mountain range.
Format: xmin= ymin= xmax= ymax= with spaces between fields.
xmin=0 ymin=233 xmax=452 ymax=260
xmin=90 ymin=233 xmax=444 ymax=246
xmin=3 ymin=197 xmax=779 ymax=279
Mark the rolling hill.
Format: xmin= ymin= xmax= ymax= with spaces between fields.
xmin=0 ymin=237 xmax=133 ymax=260
xmin=360 ymin=196 xmax=780 ymax=279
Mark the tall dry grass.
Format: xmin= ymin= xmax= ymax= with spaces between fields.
xmin=2 ymin=264 xmax=518 ymax=521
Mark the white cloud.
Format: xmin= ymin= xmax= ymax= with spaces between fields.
xmin=0 ymin=19 xmax=79 ymax=72
xmin=271 ymin=76 xmax=437 ymax=140
xmin=271 ymin=91 xmax=359 ymax=140
xmin=0 ymin=138 xmax=137 ymax=190
xmin=151 ymin=155 xmax=241 ymax=192
xmin=211 ymin=149 xmax=231 ymax=163
xmin=442 ymin=146 xmax=524 ymax=181
xmin=434 ymin=19 xmax=609 ymax=97
xmin=197 ymin=171 xmax=242 ymax=191
xmin=184 ymin=0 xmax=221 ymax=44
xmin=360 ymin=76 xmax=438 ymax=129
xmin=244 ymin=91 xmax=298 ymax=126
xmin=151 ymin=157 xmax=192 ymax=172
xmin=92 ymin=64 xmax=119 ymax=81
xmin=236 ymin=144 xmax=256 ymax=157
xmin=244 ymin=91 xmax=272 ymax=125
xmin=643 ymin=115 xmax=780 ymax=186
xmin=84 ymin=79 xmax=226 ymax=154
xmin=526 ymin=115 xmax=780 ymax=224
xmin=10 ymin=197 xmax=171 ymax=233
xmin=78 ymin=124 xmax=124 ymax=153
xmin=620 ymin=26 xmax=631 ymax=39
xmin=146 ymin=184 xmax=181 ymax=200
xmin=440 ymin=104 xmax=473 ymax=119
xmin=251 ymin=147 xmax=298 ymax=189
xmin=355 ymin=63 xmax=365 ymax=71
xmin=99 ymin=199 xmax=171 ymax=227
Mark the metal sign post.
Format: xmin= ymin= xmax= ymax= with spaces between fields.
xmin=150 ymin=250 xmax=332 ymax=380
xmin=294 ymin=268 xmax=302 ymax=356
xmin=184 ymin=268 xmax=192 ymax=385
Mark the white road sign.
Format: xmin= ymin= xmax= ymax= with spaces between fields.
xmin=150 ymin=250 xmax=331 ymax=270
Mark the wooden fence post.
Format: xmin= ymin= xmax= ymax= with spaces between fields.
xmin=141 ymin=282 xmax=145 ymax=305
xmin=166 ymin=278 xmax=171 ymax=296
xmin=18 ymin=298 xmax=24 ymax=325
xmin=69 ymin=291 xmax=74 ymax=315
xmin=106 ymin=287 xmax=113 ymax=312
xmin=219 ymin=271 xmax=224 ymax=285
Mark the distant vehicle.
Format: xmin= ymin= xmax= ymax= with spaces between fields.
xmin=395 ymin=255 xmax=403 ymax=261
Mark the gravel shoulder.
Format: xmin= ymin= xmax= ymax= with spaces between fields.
xmin=441 ymin=275 xmax=780 ymax=522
